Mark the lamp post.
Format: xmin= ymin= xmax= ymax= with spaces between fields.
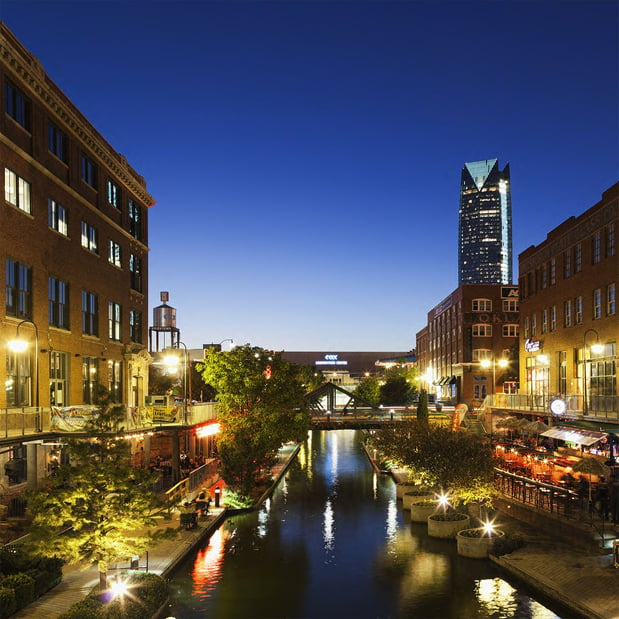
xmin=8 ymin=319 xmax=40 ymax=410
xmin=480 ymin=355 xmax=508 ymax=399
xmin=582 ymin=328 xmax=603 ymax=416
xmin=178 ymin=341 xmax=189 ymax=423
xmin=480 ymin=354 xmax=508 ymax=440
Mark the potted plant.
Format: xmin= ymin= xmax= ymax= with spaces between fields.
xmin=427 ymin=510 xmax=471 ymax=539
xmin=409 ymin=499 xmax=439 ymax=523
xmin=402 ymin=489 xmax=435 ymax=510
xmin=456 ymin=524 xmax=505 ymax=558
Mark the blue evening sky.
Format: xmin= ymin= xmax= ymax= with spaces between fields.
xmin=2 ymin=1 xmax=617 ymax=351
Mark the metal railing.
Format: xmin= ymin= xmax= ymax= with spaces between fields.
xmin=0 ymin=402 xmax=220 ymax=439
xmin=487 ymin=393 xmax=618 ymax=421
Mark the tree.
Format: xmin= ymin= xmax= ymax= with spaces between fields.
xmin=25 ymin=392 xmax=175 ymax=591
xmin=295 ymin=364 xmax=324 ymax=393
xmin=354 ymin=376 xmax=381 ymax=406
xmin=148 ymin=362 xmax=177 ymax=396
xmin=368 ymin=420 xmax=497 ymax=508
xmin=416 ymin=389 xmax=429 ymax=423
xmin=197 ymin=345 xmax=311 ymax=495
xmin=189 ymin=360 xmax=216 ymax=402
xmin=379 ymin=376 xmax=412 ymax=406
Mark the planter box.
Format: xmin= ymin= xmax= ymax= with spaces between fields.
xmin=396 ymin=483 xmax=420 ymax=499
xmin=409 ymin=501 xmax=439 ymax=523
xmin=427 ymin=514 xmax=470 ymax=539
xmin=456 ymin=528 xmax=505 ymax=559
xmin=402 ymin=491 xmax=435 ymax=510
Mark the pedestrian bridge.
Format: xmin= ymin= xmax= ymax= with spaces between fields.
xmin=305 ymin=382 xmax=450 ymax=430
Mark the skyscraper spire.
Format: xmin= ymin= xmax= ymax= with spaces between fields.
xmin=458 ymin=159 xmax=512 ymax=285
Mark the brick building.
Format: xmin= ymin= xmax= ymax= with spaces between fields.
xmin=517 ymin=182 xmax=617 ymax=424
xmin=415 ymin=284 xmax=520 ymax=406
xmin=0 ymin=22 xmax=153 ymax=414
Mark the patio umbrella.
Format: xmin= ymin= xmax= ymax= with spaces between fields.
xmin=525 ymin=420 xmax=549 ymax=445
xmin=571 ymin=457 xmax=610 ymax=502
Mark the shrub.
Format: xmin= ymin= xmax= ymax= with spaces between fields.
xmin=492 ymin=532 xmax=526 ymax=556
xmin=129 ymin=571 xmax=168 ymax=609
xmin=0 ymin=586 xmax=17 ymax=618
xmin=2 ymin=573 xmax=35 ymax=610
xmin=57 ymin=595 xmax=104 ymax=619
xmin=58 ymin=572 xmax=168 ymax=619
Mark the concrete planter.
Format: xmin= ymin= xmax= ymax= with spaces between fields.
xmin=396 ymin=483 xmax=420 ymax=499
xmin=409 ymin=501 xmax=439 ymax=523
xmin=402 ymin=491 xmax=435 ymax=510
xmin=427 ymin=513 xmax=471 ymax=539
xmin=456 ymin=528 xmax=505 ymax=559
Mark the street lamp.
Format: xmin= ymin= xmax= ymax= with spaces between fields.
xmin=163 ymin=342 xmax=189 ymax=423
xmin=480 ymin=355 xmax=508 ymax=398
xmin=7 ymin=319 xmax=40 ymax=411
xmin=583 ymin=329 xmax=604 ymax=416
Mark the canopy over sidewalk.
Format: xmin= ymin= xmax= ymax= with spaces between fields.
xmin=540 ymin=426 xmax=607 ymax=446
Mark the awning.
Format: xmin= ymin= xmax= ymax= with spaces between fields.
xmin=448 ymin=376 xmax=457 ymax=385
xmin=540 ymin=426 xmax=607 ymax=446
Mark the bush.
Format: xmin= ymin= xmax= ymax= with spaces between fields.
xmin=57 ymin=595 xmax=104 ymax=619
xmin=492 ymin=532 xmax=526 ymax=556
xmin=129 ymin=571 xmax=168 ymax=609
xmin=1 ymin=573 xmax=35 ymax=610
xmin=0 ymin=586 xmax=17 ymax=619
xmin=58 ymin=572 xmax=168 ymax=619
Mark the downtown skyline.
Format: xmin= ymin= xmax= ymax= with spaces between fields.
xmin=1 ymin=0 xmax=617 ymax=352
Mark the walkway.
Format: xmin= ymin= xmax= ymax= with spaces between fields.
xmin=10 ymin=442 xmax=300 ymax=619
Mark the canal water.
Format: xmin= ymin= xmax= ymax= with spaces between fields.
xmin=166 ymin=430 xmax=570 ymax=618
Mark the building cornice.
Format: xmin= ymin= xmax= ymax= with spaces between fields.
xmin=0 ymin=24 xmax=154 ymax=208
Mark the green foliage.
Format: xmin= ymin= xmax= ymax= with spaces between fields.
xmin=221 ymin=488 xmax=254 ymax=509
xmin=57 ymin=595 xmax=103 ymax=619
xmin=1 ymin=573 xmax=35 ymax=610
xmin=295 ymin=364 xmax=324 ymax=393
xmin=0 ymin=586 xmax=17 ymax=618
xmin=416 ymin=389 xmax=429 ymax=423
xmin=492 ymin=532 xmax=526 ymax=556
xmin=354 ymin=376 xmax=380 ymax=405
xmin=197 ymin=345 xmax=311 ymax=494
xmin=379 ymin=376 xmax=412 ymax=406
xmin=368 ymin=420 xmax=498 ymax=507
xmin=25 ymin=391 xmax=177 ymax=590
xmin=57 ymin=572 xmax=168 ymax=619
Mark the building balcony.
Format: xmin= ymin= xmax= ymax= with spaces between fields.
xmin=486 ymin=393 xmax=619 ymax=423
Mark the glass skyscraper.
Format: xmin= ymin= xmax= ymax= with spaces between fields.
xmin=458 ymin=158 xmax=512 ymax=285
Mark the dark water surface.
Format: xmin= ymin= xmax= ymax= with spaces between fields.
xmin=166 ymin=430 xmax=569 ymax=619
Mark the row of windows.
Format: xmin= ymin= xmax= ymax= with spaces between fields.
xmin=4 ymin=80 xmax=145 ymax=233
xmin=6 ymin=259 xmax=143 ymax=343
xmin=6 ymin=188 xmax=144 ymax=291
xmin=8 ymin=350 xmax=123 ymax=408
xmin=523 ymin=283 xmax=616 ymax=337
xmin=472 ymin=324 xmax=519 ymax=337
xmin=471 ymin=298 xmax=519 ymax=312
xmin=520 ymin=224 xmax=615 ymax=298
xmin=5 ymin=167 xmax=144 ymax=242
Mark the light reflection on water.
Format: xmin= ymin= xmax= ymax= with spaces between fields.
xmin=167 ymin=430 xmax=568 ymax=619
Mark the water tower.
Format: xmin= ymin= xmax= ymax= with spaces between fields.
xmin=149 ymin=291 xmax=180 ymax=352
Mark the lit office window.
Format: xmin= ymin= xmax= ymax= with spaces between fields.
xmin=48 ymin=199 xmax=68 ymax=235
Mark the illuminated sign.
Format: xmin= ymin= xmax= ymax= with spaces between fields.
xmin=316 ymin=354 xmax=347 ymax=366
xmin=501 ymin=286 xmax=519 ymax=299
xmin=196 ymin=422 xmax=220 ymax=438
xmin=524 ymin=338 xmax=541 ymax=353
xmin=550 ymin=398 xmax=567 ymax=415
